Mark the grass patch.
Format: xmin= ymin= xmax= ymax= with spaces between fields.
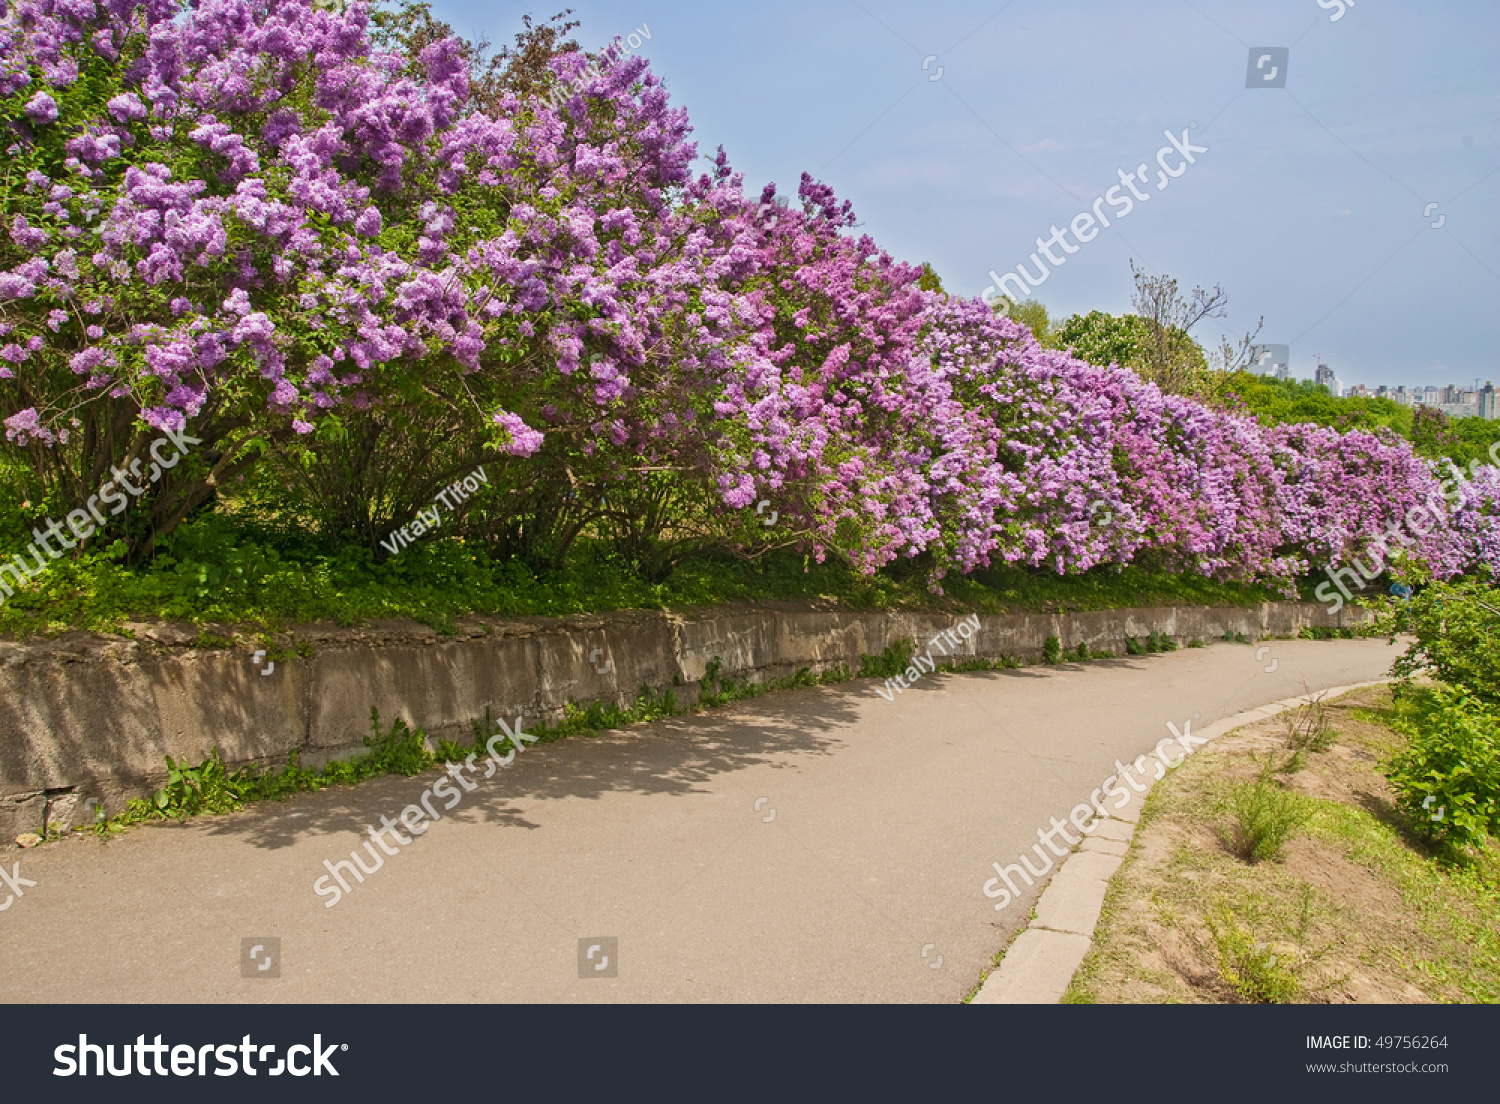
xmin=101 ymin=710 xmax=437 ymax=830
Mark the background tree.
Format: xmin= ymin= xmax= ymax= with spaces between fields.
xmin=1128 ymin=261 xmax=1227 ymax=399
xmin=1053 ymin=310 xmax=1152 ymax=370
xmin=916 ymin=263 xmax=946 ymax=294
xmin=993 ymin=297 xmax=1055 ymax=347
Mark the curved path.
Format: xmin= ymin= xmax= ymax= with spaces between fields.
xmin=0 ymin=637 xmax=1398 ymax=1003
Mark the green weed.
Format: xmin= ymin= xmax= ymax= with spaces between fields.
xmin=1222 ymin=759 xmax=1310 ymax=862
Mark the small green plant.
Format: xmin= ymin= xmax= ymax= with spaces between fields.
xmin=1297 ymin=625 xmax=1353 ymax=641
xmin=1188 ymin=638 xmax=1204 ymax=648
xmin=1281 ymin=690 xmax=1335 ymax=755
xmin=1222 ymin=758 xmax=1309 ymax=862
xmin=1072 ymin=642 xmax=1091 ymax=662
xmin=360 ymin=710 xmax=435 ymax=776
xmin=787 ymin=666 xmax=819 ymax=689
xmin=1124 ymin=635 xmax=1144 ymax=655
xmin=150 ymin=749 xmax=243 ymax=819
xmin=1146 ymin=631 xmax=1178 ymax=652
xmin=703 ymin=657 xmax=724 ymax=692
xmin=699 ymin=656 xmax=748 ymax=707
xmin=860 ymin=638 xmax=916 ymax=679
xmin=1043 ymin=635 xmax=1062 ymax=664
xmin=1205 ymin=906 xmax=1303 ymax=1003
xmin=1222 ymin=630 xmax=1249 ymax=644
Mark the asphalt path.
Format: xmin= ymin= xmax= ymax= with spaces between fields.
xmin=0 ymin=636 xmax=1401 ymax=1003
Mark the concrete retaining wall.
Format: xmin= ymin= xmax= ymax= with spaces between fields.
xmin=0 ymin=601 xmax=1370 ymax=839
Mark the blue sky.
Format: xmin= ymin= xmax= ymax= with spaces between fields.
xmin=428 ymin=0 xmax=1499 ymax=389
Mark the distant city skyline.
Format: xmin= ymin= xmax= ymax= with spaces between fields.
xmin=1260 ymin=352 xmax=1494 ymax=396
xmin=1253 ymin=352 xmax=1500 ymax=393
xmin=1270 ymin=367 xmax=1499 ymax=420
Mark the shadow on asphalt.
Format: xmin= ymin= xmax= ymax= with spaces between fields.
xmin=129 ymin=660 xmax=1156 ymax=853
xmin=189 ymin=675 xmax=892 ymax=851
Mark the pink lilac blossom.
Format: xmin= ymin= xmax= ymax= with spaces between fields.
xmin=0 ymin=0 xmax=1493 ymax=589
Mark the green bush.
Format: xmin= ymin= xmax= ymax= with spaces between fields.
xmin=1387 ymin=687 xmax=1500 ymax=849
xmin=1382 ymin=579 xmax=1500 ymax=706
xmin=1223 ymin=762 xmax=1309 ymax=862
xmin=1043 ymin=635 xmax=1062 ymax=664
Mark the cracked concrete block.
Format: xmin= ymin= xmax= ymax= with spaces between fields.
xmin=1109 ymin=783 xmax=1150 ymax=823
xmin=1079 ymin=835 xmax=1128 ymax=856
xmin=1087 ymin=818 xmax=1134 ymax=842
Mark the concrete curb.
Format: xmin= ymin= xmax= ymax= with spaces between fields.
xmin=968 ymin=678 xmax=1392 ymax=1005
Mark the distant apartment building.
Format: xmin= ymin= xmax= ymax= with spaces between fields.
xmin=1314 ymin=361 xmax=1339 ymax=396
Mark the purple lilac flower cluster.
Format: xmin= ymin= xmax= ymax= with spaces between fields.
xmin=1 ymin=0 xmax=1495 ymax=591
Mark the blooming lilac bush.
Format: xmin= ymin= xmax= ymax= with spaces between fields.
xmin=3 ymin=0 xmax=509 ymax=537
xmin=1 ymin=0 xmax=1496 ymax=595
